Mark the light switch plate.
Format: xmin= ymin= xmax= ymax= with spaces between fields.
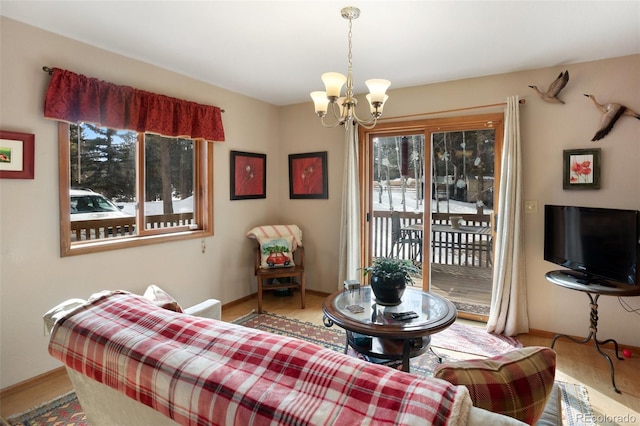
xmin=524 ymin=200 xmax=538 ymax=214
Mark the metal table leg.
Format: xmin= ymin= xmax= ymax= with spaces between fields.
xmin=429 ymin=346 xmax=444 ymax=363
xmin=551 ymin=292 xmax=624 ymax=393
xmin=402 ymin=339 xmax=411 ymax=372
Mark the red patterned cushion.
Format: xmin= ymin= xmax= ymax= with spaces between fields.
xmin=433 ymin=346 xmax=556 ymax=425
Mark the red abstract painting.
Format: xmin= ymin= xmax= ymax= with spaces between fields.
xmin=230 ymin=151 xmax=266 ymax=199
xmin=289 ymin=152 xmax=328 ymax=199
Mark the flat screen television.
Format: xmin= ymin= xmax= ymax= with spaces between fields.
xmin=544 ymin=205 xmax=639 ymax=286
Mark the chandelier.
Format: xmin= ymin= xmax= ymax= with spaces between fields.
xmin=310 ymin=6 xmax=390 ymax=129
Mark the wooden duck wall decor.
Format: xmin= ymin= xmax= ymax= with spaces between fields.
xmin=528 ymin=70 xmax=569 ymax=104
xmin=584 ymin=94 xmax=640 ymax=141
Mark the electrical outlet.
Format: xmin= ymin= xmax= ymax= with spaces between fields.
xmin=524 ymin=200 xmax=538 ymax=214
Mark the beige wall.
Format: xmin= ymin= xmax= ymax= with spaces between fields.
xmin=280 ymin=55 xmax=640 ymax=347
xmin=1 ymin=16 xmax=639 ymax=389
xmin=0 ymin=18 xmax=285 ymax=388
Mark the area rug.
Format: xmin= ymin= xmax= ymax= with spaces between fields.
xmin=5 ymin=390 xmax=87 ymax=425
xmin=451 ymin=301 xmax=490 ymax=316
xmin=233 ymin=311 xmax=522 ymax=358
xmin=557 ymin=381 xmax=596 ymax=426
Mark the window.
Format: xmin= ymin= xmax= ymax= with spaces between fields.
xmin=59 ymin=122 xmax=214 ymax=256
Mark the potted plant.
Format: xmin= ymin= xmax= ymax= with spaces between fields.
xmin=361 ymin=258 xmax=420 ymax=306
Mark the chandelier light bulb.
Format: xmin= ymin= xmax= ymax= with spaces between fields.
xmin=365 ymin=79 xmax=391 ymax=104
xmin=310 ymin=91 xmax=330 ymax=117
xmin=367 ymin=94 xmax=388 ymax=117
xmin=312 ymin=6 xmax=390 ymax=129
xmin=321 ymin=72 xmax=347 ymax=101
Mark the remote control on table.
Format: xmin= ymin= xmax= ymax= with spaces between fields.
xmin=389 ymin=311 xmax=418 ymax=321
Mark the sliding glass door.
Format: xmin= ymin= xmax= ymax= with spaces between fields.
xmin=360 ymin=113 xmax=503 ymax=320
xmin=429 ymin=127 xmax=496 ymax=318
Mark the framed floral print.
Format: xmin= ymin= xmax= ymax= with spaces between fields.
xmin=288 ymin=151 xmax=328 ymax=199
xmin=230 ymin=150 xmax=266 ymax=200
xmin=563 ymin=148 xmax=601 ymax=190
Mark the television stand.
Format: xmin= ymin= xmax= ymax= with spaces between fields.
xmin=545 ymin=270 xmax=640 ymax=394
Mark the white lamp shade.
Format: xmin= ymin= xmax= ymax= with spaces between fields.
xmin=310 ymin=91 xmax=330 ymax=114
xmin=365 ymin=79 xmax=391 ymax=103
xmin=367 ymin=94 xmax=388 ymax=114
xmin=322 ymin=72 xmax=347 ymax=98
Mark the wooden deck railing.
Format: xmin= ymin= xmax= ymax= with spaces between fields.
xmin=72 ymin=210 xmax=491 ymax=268
xmin=71 ymin=213 xmax=195 ymax=241
xmin=371 ymin=210 xmax=493 ymax=268
xmin=371 ymin=211 xmax=422 ymax=260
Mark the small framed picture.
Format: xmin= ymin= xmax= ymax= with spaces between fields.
xmin=288 ymin=151 xmax=328 ymax=199
xmin=230 ymin=150 xmax=266 ymax=200
xmin=563 ymin=148 xmax=601 ymax=190
xmin=0 ymin=130 xmax=35 ymax=179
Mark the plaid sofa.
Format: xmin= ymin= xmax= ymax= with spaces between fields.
xmin=47 ymin=291 xmax=524 ymax=425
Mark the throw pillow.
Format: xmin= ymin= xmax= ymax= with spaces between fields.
xmin=143 ymin=284 xmax=183 ymax=313
xmin=433 ymin=346 xmax=556 ymax=425
xmin=258 ymin=235 xmax=295 ymax=268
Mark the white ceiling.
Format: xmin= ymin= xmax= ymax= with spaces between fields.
xmin=1 ymin=1 xmax=639 ymax=106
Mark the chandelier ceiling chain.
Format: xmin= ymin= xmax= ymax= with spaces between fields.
xmin=310 ymin=6 xmax=390 ymax=130
xmin=346 ymin=13 xmax=353 ymax=92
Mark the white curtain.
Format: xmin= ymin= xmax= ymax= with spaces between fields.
xmin=486 ymin=96 xmax=529 ymax=336
xmin=338 ymin=123 xmax=362 ymax=290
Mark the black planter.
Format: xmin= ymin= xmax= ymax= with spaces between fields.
xmin=370 ymin=275 xmax=406 ymax=306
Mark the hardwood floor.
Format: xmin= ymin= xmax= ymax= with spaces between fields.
xmin=2 ymin=291 xmax=639 ymax=423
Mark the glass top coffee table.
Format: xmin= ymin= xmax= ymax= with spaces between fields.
xmin=322 ymin=287 xmax=457 ymax=372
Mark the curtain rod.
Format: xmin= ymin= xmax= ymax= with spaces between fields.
xmin=379 ymin=98 xmax=525 ymax=121
xmin=42 ymin=66 xmax=225 ymax=113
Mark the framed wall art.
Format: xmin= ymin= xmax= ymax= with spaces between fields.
xmin=288 ymin=151 xmax=328 ymax=199
xmin=0 ymin=130 xmax=35 ymax=179
xmin=230 ymin=150 xmax=266 ymax=200
xmin=563 ymin=148 xmax=601 ymax=190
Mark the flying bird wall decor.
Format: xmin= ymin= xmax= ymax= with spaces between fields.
xmin=584 ymin=94 xmax=640 ymax=141
xmin=528 ymin=70 xmax=569 ymax=104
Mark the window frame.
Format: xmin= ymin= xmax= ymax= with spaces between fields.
xmin=58 ymin=122 xmax=214 ymax=257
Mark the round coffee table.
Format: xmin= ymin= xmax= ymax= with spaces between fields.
xmin=322 ymin=287 xmax=457 ymax=372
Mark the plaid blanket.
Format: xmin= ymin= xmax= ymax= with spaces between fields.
xmin=49 ymin=292 xmax=471 ymax=426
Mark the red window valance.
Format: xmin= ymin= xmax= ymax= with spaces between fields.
xmin=44 ymin=68 xmax=225 ymax=142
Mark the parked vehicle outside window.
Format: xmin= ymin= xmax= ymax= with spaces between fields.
xmin=70 ymin=189 xmax=132 ymax=222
